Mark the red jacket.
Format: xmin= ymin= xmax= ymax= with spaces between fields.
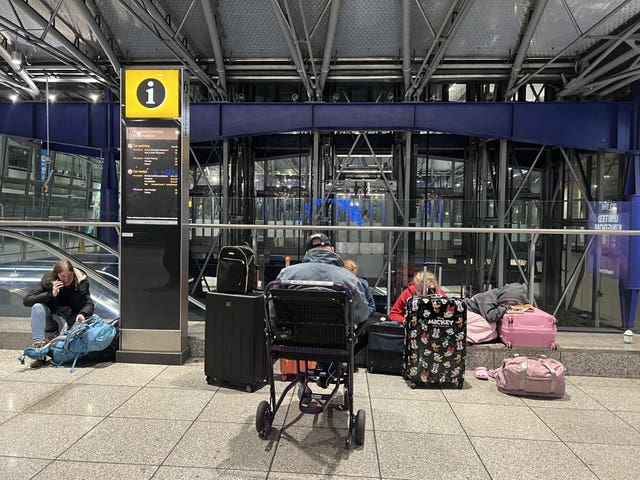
xmin=388 ymin=282 xmax=446 ymax=323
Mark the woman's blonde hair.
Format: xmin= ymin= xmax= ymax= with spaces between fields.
xmin=343 ymin=258 xmax=358 ymax=275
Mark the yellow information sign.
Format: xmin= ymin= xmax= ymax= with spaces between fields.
xmin=124 ymin=69 xmax=180 ymax=119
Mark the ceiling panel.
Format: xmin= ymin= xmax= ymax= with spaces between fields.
xmin=333 ymin=0 xmax=401 ymax=57
xmin=410 ymin=0 xmax=454 ymax=55
xmin=94 ymin=0 xmax=174 ymax=59
xmin=288 ymin=0 xmax=331 ymax=59
xmin=156 ymin=0 xmax=214 ymax=59
xmin=217 ymin=1 xmax=288 ymax=58
xmin=447 ymin=0 xmax=529 ymax=57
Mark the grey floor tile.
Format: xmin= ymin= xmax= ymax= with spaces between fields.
xmin=155 ymin=466 xmax=268 ymax=479
xmin=471 ymin=437 xmax=597 ymax=480
xmin=198 ymin=385 xmax=291 ymax=426
xmin=59 ymin=417 xmax=191 ymax=465
xmin=74 ymin=362 xmax=167 ymax=386
xmin=376 ymin=431 xmax=489 ymax=479
xmin=0 ymin=411 xmax=16 ymax=425
xmin=0 ymin=381 xmax=66 ymax=412
xmin=147 ymin=364 xmax=217 ymax=390
xmin=33 ymin=461 xmax=157 ymax=480
xmin=0 ymin=349 xmax=24 ymax=361
xmin=568 ymin=443 xmax=640 ymax=480
xmin=110 ymin=386 xmax=213 ymax=420
xmin=578 ymin=385 xmax=640 ymax=411
xmin=0 ymin=413 xmax=102 ymax=458
xmin=0 ymin=456 xmax=50 ymax=480
xmin=371 ymin=397 xmax=462 ymax=434
xmin=613 ymin=410 xmax=640 ymax=430
xmin=520 ymin=383 xmax=605 ymax=410
xmin=366 ymin=373 xmax=446 ymax=401
xmin=4 ymin=363 xmax=95 ymax=383
xmin=269 ymin=473 xmax=379 ymax=480
xmin=453 ymin=403 xmax=558 ymax=441
xmin=270 ymin=425 xmax=379 ymax=477
xmin=0 ymin=359 xmax=30 ymax=380
xmin=165 ymin=421 xmax=276 ymax=471
xmin=26 ymin=384 xmax=139 ymax=416
xmin=283 ymin=395 xmax=369 ymax=430
xmin=533 ymin=407 xmax=640 ymax=445
xmin=567 ymin=376 xmax=640 ymax=387
xmin=442 ymin=376 xmax=525 ymax=406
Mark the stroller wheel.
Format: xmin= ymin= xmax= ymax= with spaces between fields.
xmin=354 ymin=409 xmax=366 ymax=446
xmin=255 ymin=400 xmax=272 ymax=438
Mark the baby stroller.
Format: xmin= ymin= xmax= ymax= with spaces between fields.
xmin=256 ymin=280 xmax=366 ymax=447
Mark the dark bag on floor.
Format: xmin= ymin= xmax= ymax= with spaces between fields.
xmin=366 ymin=320 xmax=404 ymax=375
xmin=216 ymin=245 xmax=257 ymax=294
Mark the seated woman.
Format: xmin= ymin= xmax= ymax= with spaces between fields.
xmin=23 ymin=258 xmax=94 ymax=368
xmin=388 ymin=270 xmax=445 ymax=323
xmin=465 ymin=283 xmax=527 ymax=344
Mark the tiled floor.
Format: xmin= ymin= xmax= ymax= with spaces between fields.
xmin=0 ymin=349 xmax=639 ymax=480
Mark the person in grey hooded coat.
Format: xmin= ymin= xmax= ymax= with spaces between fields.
xmin=465 ymin=283 xmax=528 ymax=324
xmin=275 ymin=233 xmax=369 ymax=327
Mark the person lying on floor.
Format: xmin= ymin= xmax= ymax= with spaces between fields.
xmin=465 ymin=283 xmax=528 ymax=344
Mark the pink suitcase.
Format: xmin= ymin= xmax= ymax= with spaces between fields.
xmin=498 ymin=307 xmax=557 ymax=349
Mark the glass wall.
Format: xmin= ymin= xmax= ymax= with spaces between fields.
xmin=0 ymin=135 xmax=103 ymax=220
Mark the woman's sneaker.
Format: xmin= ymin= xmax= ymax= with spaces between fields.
xmin=29 ymin=341 xmax=47 ymax=368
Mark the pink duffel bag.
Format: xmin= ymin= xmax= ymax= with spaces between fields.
xmin=489 ymin=354 xmax=565 ymax=399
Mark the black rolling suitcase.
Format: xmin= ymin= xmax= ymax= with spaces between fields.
xmin=205 ymin=291 xmax=267 ymax=392
xmin=404 ymin=295 xmax=467 ymax=388
xmin=366 ymin=320 xmax=404 ymax=374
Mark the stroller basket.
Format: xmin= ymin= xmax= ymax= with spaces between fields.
xmin=267 ymin=288 xmax=349 ymax=348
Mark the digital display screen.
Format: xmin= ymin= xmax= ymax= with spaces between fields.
xmin=123 ymin=125 xmax=180 ymax=225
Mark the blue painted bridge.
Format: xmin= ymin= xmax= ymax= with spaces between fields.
xmin=0 ymin=101 xmax=634 ymax=153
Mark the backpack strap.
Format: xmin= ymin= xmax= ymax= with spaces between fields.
xmin=69 ymin=353 xmax=81 ymax=373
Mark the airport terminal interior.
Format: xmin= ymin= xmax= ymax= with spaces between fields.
xmin=1 ymin=0 xmax=640 ymax=478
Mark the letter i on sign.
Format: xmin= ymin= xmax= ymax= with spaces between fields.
xmin=146 ymin=81 xmax=156 ymax=105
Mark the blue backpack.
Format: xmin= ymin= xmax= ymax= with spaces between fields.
xmin=19 ymin=316 xmax=118 ymax=373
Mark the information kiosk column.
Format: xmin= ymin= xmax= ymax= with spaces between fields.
xmin=117 ymin=69 xmax=190 ymax=364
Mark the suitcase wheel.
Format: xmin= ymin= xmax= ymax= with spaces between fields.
xmin=280 ymin=373 xmax=288 ymax=381
xmin=505 ymin=342 xmax=513 ymax=349
xmin=410 ymin=382 xmax=417 ymax=389
xmin=206 ymin=376 xmax=216 ymax=386
xmin=245 ymin=384 xmax=253 ymax=393
xmin=551 ymin=343 xmax=557 ymax=350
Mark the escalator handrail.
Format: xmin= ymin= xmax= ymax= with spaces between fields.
xmin=3 ymin=226 xmax=118 ymax=255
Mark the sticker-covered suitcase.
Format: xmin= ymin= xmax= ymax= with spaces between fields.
xmin=404 ymin=295 xmax=467 ymax=389
xmin=498 ymin=307 xmax=557 ymax=350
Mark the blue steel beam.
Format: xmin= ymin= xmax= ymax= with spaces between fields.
xmin=0 ymin=101 xmax=633 ymax=153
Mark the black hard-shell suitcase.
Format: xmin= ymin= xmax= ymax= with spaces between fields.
xmin=366 ymin=321 xmax=404 ymax=375
xmin=205 ymin=291 xmax=267 ymax=392
xmin=403 ymin=295 xmax=466 ymax=388
xmin=216 ymin=245 xmax=257 ymax=294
